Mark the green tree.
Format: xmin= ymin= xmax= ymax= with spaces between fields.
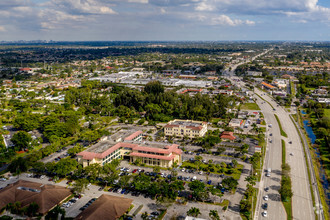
xmin=222 ymin=177 xmax=238 ymax=191
xmin=231 ymin=159 xmax=238 ymax=168
xmin=209 ymin=210 xmax=220 ymax=220
xmin=55 ymin=158 xmax=78 ymax=177
xmin=144 ymin=80 xmax=164 ymax=94
xmin=73 ymin=179 xmax=89 ymax=194
xmin=187 ymin=207 xmax=201 ymax=217
xmin=245 ymin=175 xmax=257 ymax=186
xmin=13 ymin=114 xmax=40 ymax=131
xmin=11 ymin=131 xmax=32 ymax=151
xmin=84 ymin=163 xmax=102 ymax=181
xmin=46 ymin=205 xmax=66 ymax=220
xmin=8 ymin=157 xmax=29 ymax=175
xmin=26 ymin=202 xmax=39 ymax=217
xmin=141 ymin=212 xmax=149 ymax=220
xmin=217 ymin=147 xmax=226 ymax=155
xmin=188 ymin=180 xmax=205 ymax=200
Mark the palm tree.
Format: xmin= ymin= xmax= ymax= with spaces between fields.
xmin=187 ymin=207 xmax=201 ymax=217
xmin=141 ymin=212 xmax=149 ymax=220
xmin=209 ymin=210 xmax=220 ymax=220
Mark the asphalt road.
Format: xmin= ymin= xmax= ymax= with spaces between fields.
xmin=253 ymin=91 xmax=286 ymax=220
xmin=256 ymin=89 xmax=314 ymax=220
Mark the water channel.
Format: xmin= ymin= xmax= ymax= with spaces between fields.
xmin=301 ymin=110 xmax=330 ymax=211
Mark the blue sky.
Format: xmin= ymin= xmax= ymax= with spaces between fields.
xmin=0 ymin=0 xmax=330 ymax=41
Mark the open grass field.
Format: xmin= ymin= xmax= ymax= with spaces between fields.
xmin=240 ymin=103 xmax=260 ymax=110
xmin=324 ymin=109 xmax=330 ymax=119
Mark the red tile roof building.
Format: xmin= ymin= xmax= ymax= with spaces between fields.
xmin=220 ymin=131 xmax=236 ymax=141
xmin=77 ymin=140 xmax=182 ymax=168
xmin=261 ymin=82 xmax=275 ymax=90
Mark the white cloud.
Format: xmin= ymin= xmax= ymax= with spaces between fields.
xmin=160 ymin=8 xmax=166 ymax=14
xmin=211 ymin=14 xmax=254 ymax=26
xmin=128 ymin=0 xmax=149 ymax=3
xmin=39 ymin=9 xmax=87 ymax=30
xmin=195 ymin=1 xmax=215 ymax=11
xmin=45 ymin=0 xmax=116 ymax=15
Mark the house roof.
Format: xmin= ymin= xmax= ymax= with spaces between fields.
xmin=124 ymin=130 xmax=143 ymax=141
xmin=0 ymin=180 xmax=71 ymax=214
xmin=75 ymin=194 xmax=132 ymax=220
xmin=220 ymin=131 xmax=236 ymax=140
xmin=261 ymin=82 xmax=275 ymax=89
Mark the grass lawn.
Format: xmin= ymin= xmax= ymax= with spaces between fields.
xmin=324 ymin=109 xmax=330 ymax=119
xmin=181 ymin=161 xmax=243 ymax=180
xmin=240 ymin=103 xmax=261 ymax=110
xmin=283 ymin=200 xmax=293 ymax=220
xmin=274 ymin=114 xmax=288 ymax=138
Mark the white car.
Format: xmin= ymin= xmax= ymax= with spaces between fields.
xmin=266 ymin=173 xmax=270 ymax=177
xmin=87 ymin=183 xmax=91 ymax=187
xmin=264 ymin=195 xmax=269 ymax=201
xmin=181 ymin=168 xmax=186 ymax=172
xmin=262 ymin=211 xmax=268 ymax=217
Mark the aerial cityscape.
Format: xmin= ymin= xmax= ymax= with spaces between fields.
xmin=0 ymin=1 xmax=329 ymax=220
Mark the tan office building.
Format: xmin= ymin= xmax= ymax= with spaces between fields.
xmin=164 ymin=119 xmax=207 ymax=138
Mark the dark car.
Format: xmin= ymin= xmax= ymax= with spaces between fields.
xmin=263 ymin=203 xmax=268 ymax=210
xmin=151 ymin=211 xmax=159 ymax=216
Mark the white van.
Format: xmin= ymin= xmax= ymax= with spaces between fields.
xmin=267 ymin=168 xmax=271 ymax=173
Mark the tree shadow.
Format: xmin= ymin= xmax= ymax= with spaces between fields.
xmin=270 ymin=177 xmax=281 ymax=183
xmin=235 ymin=187 xmax=245 ymax=195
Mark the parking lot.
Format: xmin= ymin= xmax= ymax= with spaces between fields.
xmin=41 ymin=145 xmax=74 ymax=163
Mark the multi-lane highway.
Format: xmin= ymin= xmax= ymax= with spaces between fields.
xmin=256 ymin=90 xmax=315 ymax=220
xmin=253 ymin=92 xmax=286 ymax=220
xmin=224 ymin=47 xmax=317 ymax=220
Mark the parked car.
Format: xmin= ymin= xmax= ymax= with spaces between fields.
xmin=263 ymin=203 xmax=268 ymax=210
xmin=263 ymin=195 xmax=269 ymax=201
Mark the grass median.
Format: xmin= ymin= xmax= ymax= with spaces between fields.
xmin=274 ymin=114 xmax=288 ymax=138
xmin=281 ymin=139 xmax=293 ymax=220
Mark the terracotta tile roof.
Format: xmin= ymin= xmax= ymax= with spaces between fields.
xmin=129 ymin=152 xmax=176 ymax=160
xmin=261 ymin=82 xmax=275 ymax=89
xmin=220 ymin=131 xmax=236 ymax=140
xmin=77 ymin=142 xmax=182 ymax=160
xmin=124 ymin=130 xmax=143 ymax=141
